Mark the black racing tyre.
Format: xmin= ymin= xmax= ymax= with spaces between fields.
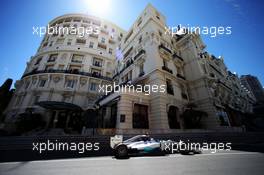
xmin=180 ymin=150 xmax=192 ymax=155
xmin=115 ymin=145 xmax=128 ymax=159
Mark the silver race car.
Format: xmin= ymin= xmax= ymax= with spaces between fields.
xmin=110 ymin=135 xmax=201 ymax=158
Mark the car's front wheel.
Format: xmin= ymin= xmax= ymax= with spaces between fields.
xmin=115 ymin=145 xmax=128 ymax=159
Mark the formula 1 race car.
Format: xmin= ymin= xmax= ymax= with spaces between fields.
xmin=110 ymin=135 xmax=201 ymax=158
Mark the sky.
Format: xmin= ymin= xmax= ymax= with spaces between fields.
xmin=0 ymin=0 xmax=263 ymax=88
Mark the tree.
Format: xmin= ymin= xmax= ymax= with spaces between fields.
xmin=181 ymin=103 xmax=208 ymax=129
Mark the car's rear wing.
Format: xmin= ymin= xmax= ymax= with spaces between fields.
xmin=110 ymin=135 xmax=123 ymax=149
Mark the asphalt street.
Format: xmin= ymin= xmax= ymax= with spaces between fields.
xmin=0 ymin=150 xmax=264 ymax=175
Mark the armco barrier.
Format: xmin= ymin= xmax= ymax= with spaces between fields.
xmin=0 ymin=132 xmax=264 ymax=162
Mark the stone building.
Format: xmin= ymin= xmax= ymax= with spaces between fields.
xmin=4 ymin=4 xmax=253 ymax=134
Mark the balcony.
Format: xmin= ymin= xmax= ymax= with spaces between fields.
xmin=173 ymin=53 xmax=184 ymax=61
xmin=159 ymin=44 xmax=172 ymax=54
xmin=162 ymin=66 xmax=173 ymax=74
xmin=134 ymin=49 xmax=146 ymax=60
xmin=22 ymin=69 xmax=112 ymax=81
xmin=177 ymin=74 xmax=186 ymax=80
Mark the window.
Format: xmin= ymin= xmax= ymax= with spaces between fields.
xmin=45 ymin=65 xmax=54 ymax=70
xmin=120 ymin=114 xmax=126 ymax=123
xmin=138 ymin=36 xmax=142 ymax=44
xmin=176 ymin=66 xmax=183 ymax=75
xmin=58 ymin=65 xmax=64 ymax=70
xmin=139 ymin=63 xmax=144 ymax=74
xmin=163 ymin=59 xmax=168 ymax=67
xmin=48 ymin=54 xmax=58 ymax=62
xmin=90 ymin=82 xmax=98 ymax=91
xmin=166 ymin=79 xmax=174 ymax=95
xmin=67 ymin=39 xmax=72 ymax=45
xmin=42 ymin=42 xmax=48 ymax=47
xmin=55 ymin=38 xmax=64 ymax=45
xmin=71 ymin=54 xmax=83 ymax=63
xmin=49 ymin=41 xmax=53 ymax=47
xmin=158 ymin=30 xmax=162 ymax=37
xmin=69 ymin=65 xmax=81 ymax=73
xmin=34 ymin=96 xmax=40 ymax=105
xmin=91 ymin=68 xmax=101 ymax=77
xmin=124 ymin=30 xmax=133 ymax=43
xmin=101 ymin=37 xmax=106 ymax=43
xmin=35 ymin=57 xmax=42 ymax=65
xmin=65 ymin=18 xmax=71 ymax=22
xmin=180 ymin=84 xmax=188 ymax=100
xmin=109 ymin=48 xmax=113 ymax=55
xmin=97 ymin=43 xmax=107 ymax=50
xmin=89 ymin=42 xmax=94 ymax=48
xmin=76 ymin=38 xmax=86 ymax=45
xmin=133 ymin=104 xmax=149 ymax=129
xmin=65 ymin=79 xmax=75 ymax=88
xmin=106 ymin=72 xmax=111 ymax=78
xmin=93 ymin=58 xmax=102 ymax=67
xmin=168 ymin=106 xmax=180 ymax=129
xmin=217 ymin=110 xmax=230 ymax=126
xmin=39 ymin=79 xmax=46 ymax=87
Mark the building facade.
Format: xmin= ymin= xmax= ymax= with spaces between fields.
xmin=240 ymin=75 xmax=264 ymax=104
xmin=4 ymin=4 xmax=253 ymax=134
xmin=4 ymin=14 xmax=125 ymax=132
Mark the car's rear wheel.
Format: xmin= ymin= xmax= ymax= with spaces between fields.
xmin=115 ymin=145 xmax=128 ymax=159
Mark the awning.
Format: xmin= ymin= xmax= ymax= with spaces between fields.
xmin=36 ymin=101 xmax=83 ymax=111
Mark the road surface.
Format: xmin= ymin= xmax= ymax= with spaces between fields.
xmin=0 ymin=150 xmax=264 ymax=175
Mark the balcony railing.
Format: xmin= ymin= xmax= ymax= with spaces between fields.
xmin=93 ymin=62 xmax=102 ymax=67
xmin=71 ymin=60 xmax=82 ymax=63
xmin=162 ymin=66 xmax=173 ymax=74
xmin=159 ymin=44 xmax=172 ymax=54
xmin=173 ymin=53 xmax=184 ymax=61
xmin=47 ymin=59 xmax=56 ymax=63
xmin=22 ymin=69 xmax=112 ymax=81
xmin=134 ymin=49 xmax=146 ymax=60
xmin=177 ymin=73 xmax=186 ymax=80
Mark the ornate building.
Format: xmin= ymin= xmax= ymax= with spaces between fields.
xmin=4 ymin=14 xmax=125 ymax=132
xmin=4 ymin=5 xmax=253 ymax=134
